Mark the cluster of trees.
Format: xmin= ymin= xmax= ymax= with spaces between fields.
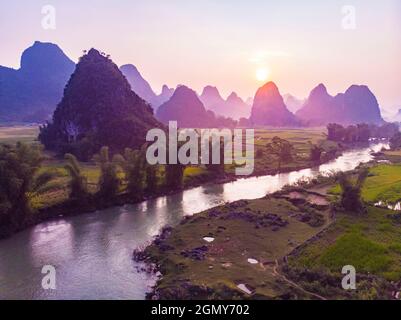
xmin=263 ymin=137 xmax=332 ymax=171
xmin=336 ymin=168 xmax=369 ymax=214
xmin=265 ymin=137 xmax=294 ymax=171
xmin=0 ymin=143 xmax=54 ymax=233
xmin=390 ymin=132 xmax=401 ymax=150
xmin=0 ymin=143 xmax=187 ymax=232
xmin=309 ymin=143 xmax=325 ymax=163
xmin=327 ymin=123 xmax=399 ymax=143
xmin=66 ymin=146 xmax=187 ymax=203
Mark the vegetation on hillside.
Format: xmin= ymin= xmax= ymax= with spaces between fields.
xmin=39 ymin=49 xmax=162 ymax=160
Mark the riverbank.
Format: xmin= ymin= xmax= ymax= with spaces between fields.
xmin=134 ymin=188 xmax=333 ymax=299
xmin=1 ymin=127 xmax=334 ymax=238
xmin=0 ymin=141 xmax=390 ymax=299
xmin=0 ymin=138 xmax=348 ymax=240
xmin=138 ymin=174 xmax=401 ymax=300
xmin=139 ymin=153 xmax=401 ymax=300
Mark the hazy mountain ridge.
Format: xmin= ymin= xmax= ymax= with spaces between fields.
xmin=250 ymin=82 xmax=300 ymax=127
xmin=0 ymin=42 xmax=173 ymax=122
xmin=200 ymin=85 xmax=251 ymax=120
xmin=283 ymin=94 xmax=305 ymax=113
xmin=0 ymin=41 xmax=391 ymax=128
xmin=157 ymin=85 xmax=217 ymax=128
xmin=296 ymin=84 xmax=384 ymax=126
xmin=120 ymin=64 xmax=158 ymax=108
xmin=0 ymin=41 xmax=75 ymax=122
xmin=120 ymin=64 xmax=174 ymax=110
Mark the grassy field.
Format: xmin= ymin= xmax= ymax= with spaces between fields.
xmin=248 ymin=128 xmax=337 ymax=175
xmin=143 ymin=159 xmax=401 ymax=299
xmin=362 ymin=164 xmax=401 ymax=203
xmin=143 ymin=193 xmax=331 ymax=299
xmin=0 ymin=125 xmax=39 ymax=144
xmin=285 ymin=161 xmax=401 ymax=299
xmin=330 ymin=163 xmax=401 ymax=204
xmin=286 ymin=205 xmax=401 ymax=299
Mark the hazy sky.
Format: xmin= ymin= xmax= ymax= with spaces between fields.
xmin=1 ymin=0 xmax=400 ymax=111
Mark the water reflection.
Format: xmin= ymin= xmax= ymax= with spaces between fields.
xmin=30 ymin=220 xmax=74 ymax=265
xmin=0 ymin=142 xmax=388 ymax=300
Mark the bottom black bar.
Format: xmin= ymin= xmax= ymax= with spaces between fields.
xmin=0 ymin=300 xmax=399 ymax=319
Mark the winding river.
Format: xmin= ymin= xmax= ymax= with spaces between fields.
xmin=0 ymin=142 xmax=388 ymax=299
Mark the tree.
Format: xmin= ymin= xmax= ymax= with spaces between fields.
xmin=309 ymin=143 xmax=324 ymax=163
xmin=265 ymin=136 xmax=294 ymax=171
xmin=64 ymin=153 xmax=88 ymax=201
xmin=113 ymin=147 xmax=148 ymax=198
xmin=337 ymin=168 xmax=369 ymax=214
xmin=327 ymin=123 xmax=345 ymax=141
xmin=94 ymin=146 xmax=120 ymax=200
xmin=0 ymin=143 xmax=54 ymax=229
xmin=390 ymin=132 xmax=401 ymax=150
xmin=205 ymin=140 xmax=225 ymax=176
xmin=356 ymin=123 xmax=370 ymax=142
xmin=328 ymin=123 xmax=398 ymax=143
xmin=165 ymin=164 xmax=185 ymax=190
xmin=343 ymin=125 xmax=358 ymax=143
xmin=256 ymin=148 xmax=264 ymax=159
xmin=145 ymin=163 xmax=158 ymax=194
xmin=372 ymin=123 xmax=399 ymax=139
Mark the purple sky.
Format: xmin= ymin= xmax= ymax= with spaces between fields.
xmin=1 ymin=0 xmax=400 ymax=113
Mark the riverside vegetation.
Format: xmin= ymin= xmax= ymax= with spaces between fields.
xmin=137 ymin=142 xmax=401 ymax=300
xmin=0 ymin=122 xmax=397 ymax=239
xmin=0 ymin=125 xmax=342 ymax=238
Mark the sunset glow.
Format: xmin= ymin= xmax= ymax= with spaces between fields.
xmin=1 ymin=0 xmax=401 ymax=303
xmin=256 ymin=68 xmax=270 ymax=82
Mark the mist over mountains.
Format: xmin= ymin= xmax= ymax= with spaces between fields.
xmin=0 ymin=41 xmax=389 ymax=128
xmin=200 ymin=86 xmax=251 ymax=120
xmin=283 ymin=94 xmax=305 ymax=113
xmin=120 ymin=64 xmax=173 ymax=110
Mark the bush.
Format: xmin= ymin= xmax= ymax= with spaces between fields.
xmin=64 ymin=153 xmax=88 ymax=201
xmin=95 ymin=146 xmax=120 ymax=200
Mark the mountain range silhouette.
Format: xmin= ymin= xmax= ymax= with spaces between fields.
xmin=0 ymin=41 xmax=386 ymax=127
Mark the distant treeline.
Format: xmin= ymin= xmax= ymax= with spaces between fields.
xmin=327 ymin=123 xmax=399 ymax=143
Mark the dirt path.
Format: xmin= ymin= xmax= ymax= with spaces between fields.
xmin=272 ymin=259 xmax=327 ymax=300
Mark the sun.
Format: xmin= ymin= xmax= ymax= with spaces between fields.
xmin=256 ymin=68 xmax=269 ymax=82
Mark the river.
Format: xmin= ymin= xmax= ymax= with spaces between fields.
xmin=0 ymin=142 xmax=388 ymax=299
